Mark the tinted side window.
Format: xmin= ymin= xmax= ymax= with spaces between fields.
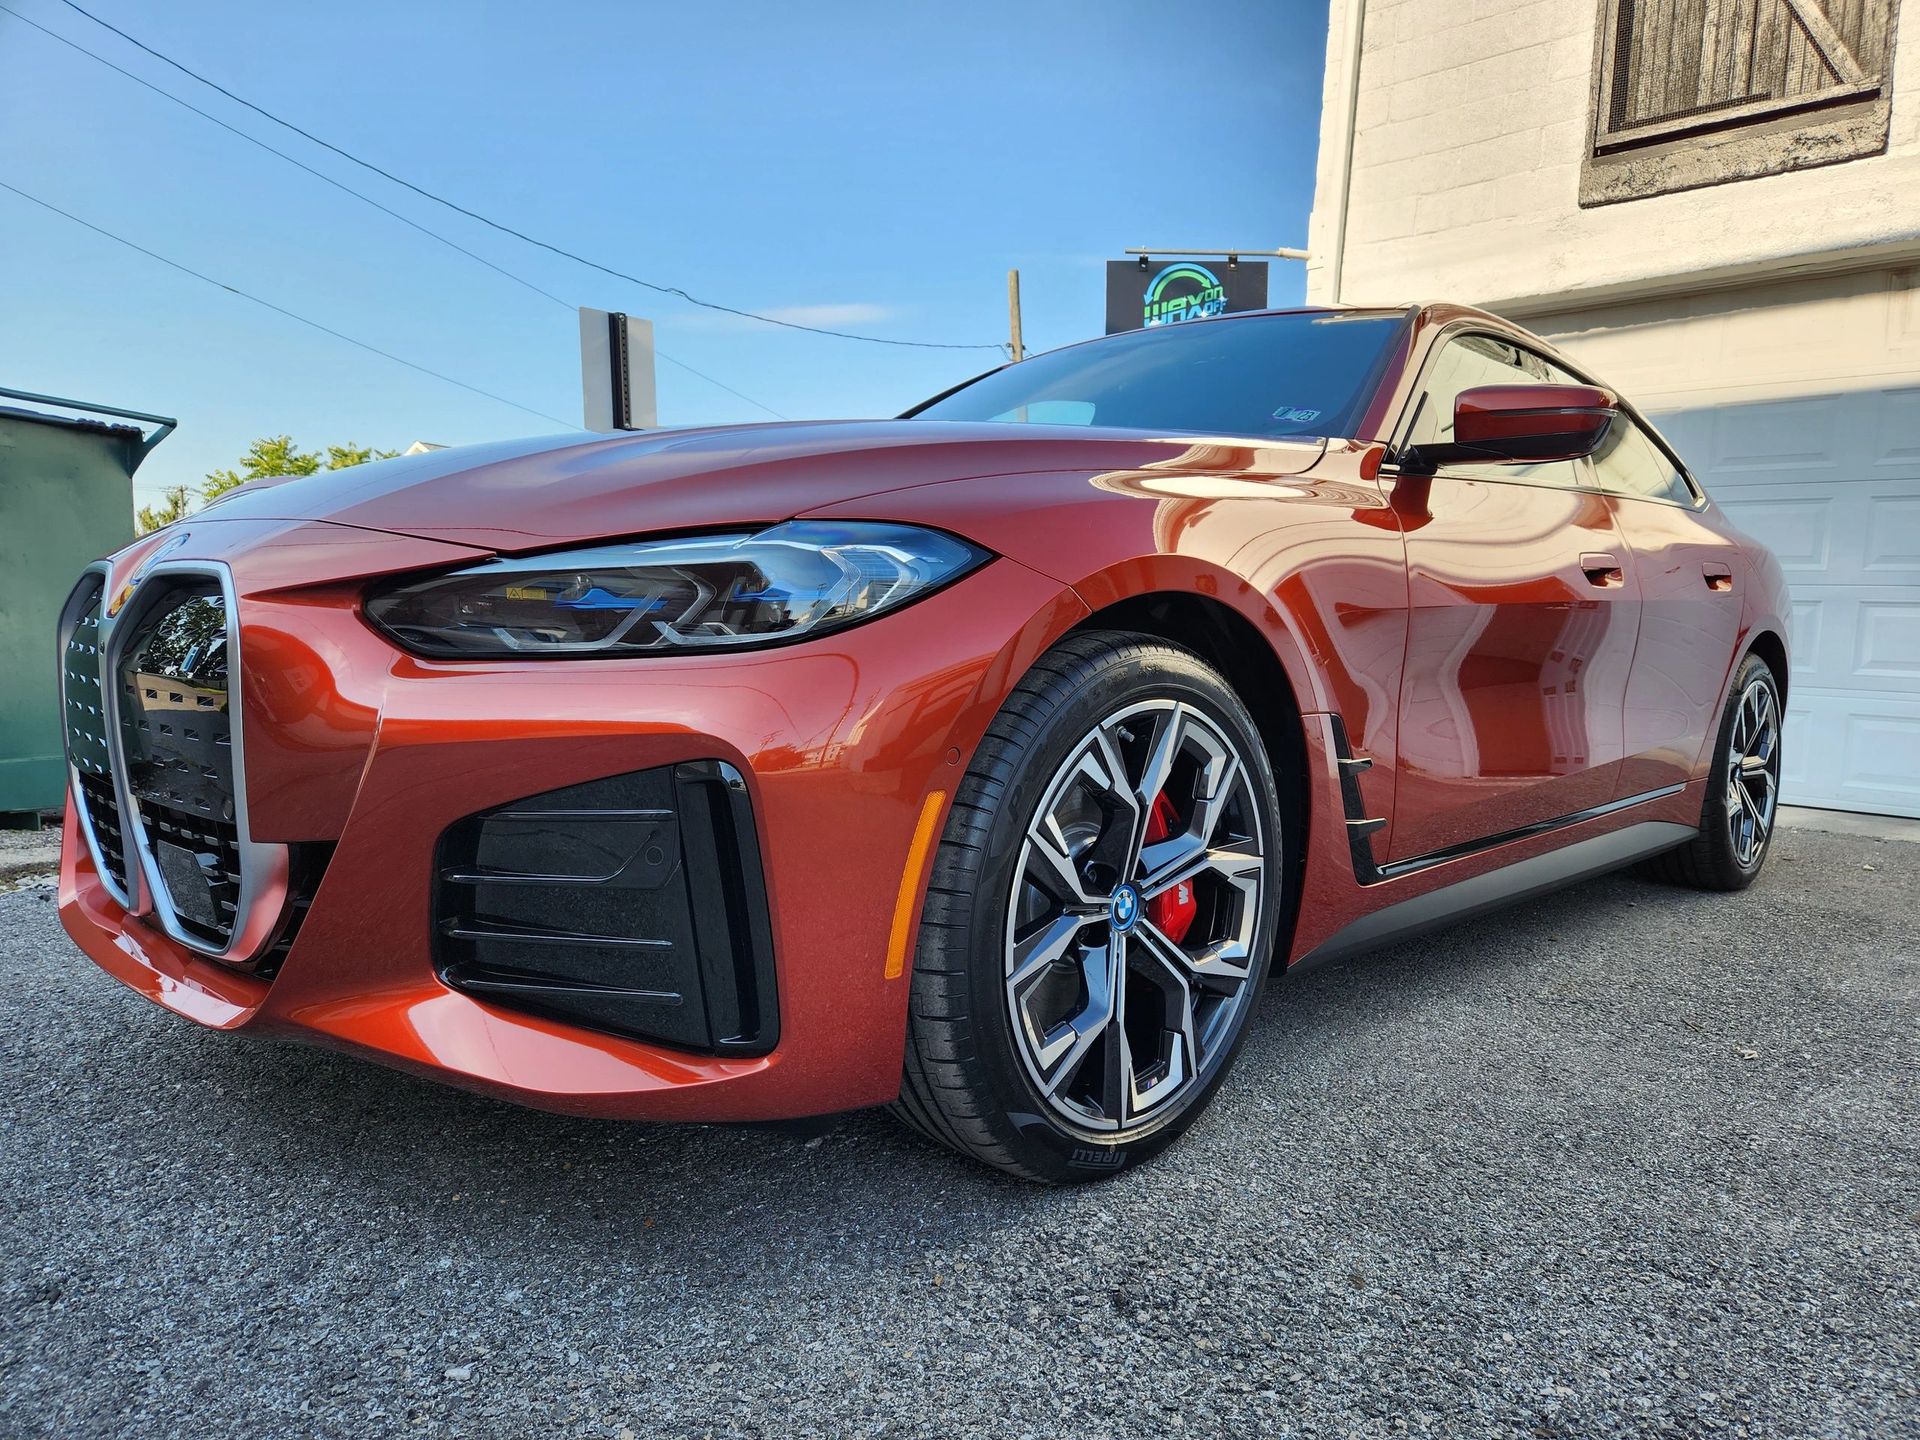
xmin=1406 ymin=334 xmax=1586 ymax=490
xmin=1591 ymin=416 xmax=1696 ymax=506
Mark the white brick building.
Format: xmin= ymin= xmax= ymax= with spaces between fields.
xmin=1308 ymin=0 xmax=1920 ymax=817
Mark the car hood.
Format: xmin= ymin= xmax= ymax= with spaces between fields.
xmin=194 ymin=420 xmax=1331 ymax=551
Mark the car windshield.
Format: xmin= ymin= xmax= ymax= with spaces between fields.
xmin=907 ymin=310 xmax=1406 ymax=440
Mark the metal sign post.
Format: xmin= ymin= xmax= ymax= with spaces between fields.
xmin=579 ymin=307 xmax=658 ymax=431
xmin=1124 ymin=247 xmax=1310 ymax=261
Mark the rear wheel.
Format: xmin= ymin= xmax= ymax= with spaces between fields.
xmin=1638 ymin=651 xmax=1783 ymax=891
xmin=891 ymin=631 xmax=1285 ymax=1183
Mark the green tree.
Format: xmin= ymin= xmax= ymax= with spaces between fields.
xmin=136 ymin=485 xmax=194 ymax=536
xmin=323 ymin=442 xmax=394 ymax=470
xmin=138 ymin=435 xmax=399 ymax=533
xmin=202 ymin=434 xmax=326 ymax=500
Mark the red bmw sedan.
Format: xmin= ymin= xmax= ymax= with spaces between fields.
xmin=58 ymin=303 xmax=1788 ymax=1181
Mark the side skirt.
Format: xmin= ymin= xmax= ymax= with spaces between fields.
xmin=1328 ymin=714 xmax=1687 ymax=884
xmin=1289 ymin=819 xmax=1695 ymax=976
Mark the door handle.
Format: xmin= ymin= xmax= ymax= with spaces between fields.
xmin=1580 ymin=552 xmax=1624 ymax=588
xmin=1703 ymin=563 xmax=1734 ymax=592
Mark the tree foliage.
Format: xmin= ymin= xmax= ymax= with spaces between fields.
xmin=201 ymin=435 xmax=325 ymax=499
xmin=138 ymin=435 xmax=398 ymax=533
xmin=322 ymin=442 xmax=393 ymax=471
xmin=135 ymin=485 xmax=195 ymax=536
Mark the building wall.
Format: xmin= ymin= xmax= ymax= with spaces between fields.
xmin=1531 ymin=267 xmax=1920 ymax=817
xmin=0 ymin=412 xmax=138 ymax=817
xmin=1307 ymin=0 xmax=1920 ymax=312
xmin=1308 ymin=1 xmax=1920 ymax=816
xmin=1307 ymin=2 xmax=1920 ymax=816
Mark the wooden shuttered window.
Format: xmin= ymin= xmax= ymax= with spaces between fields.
xmin=1582 ymin=0 xmax=1902 ymax=204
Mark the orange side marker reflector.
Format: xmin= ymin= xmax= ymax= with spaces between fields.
xmin=885 ymin=790 xmax=948 ymax=980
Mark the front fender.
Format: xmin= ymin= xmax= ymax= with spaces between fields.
xmin=803 ymin=439 xmax=1409 ymax=781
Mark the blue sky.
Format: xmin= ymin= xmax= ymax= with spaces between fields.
xmin=1 ymin=0 xmax=1330 ymax=504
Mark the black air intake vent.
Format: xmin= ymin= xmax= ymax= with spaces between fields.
xmin=433 ymin=762 xmax=778 ymax=1055
xmin=75 ymin=772 xmax=129 ymax=893
xmin=256 ymin=841 xmax=334 ymax=980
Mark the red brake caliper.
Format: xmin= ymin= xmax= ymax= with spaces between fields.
xmin=1143 ymin=792 xmax=1198 ymax=944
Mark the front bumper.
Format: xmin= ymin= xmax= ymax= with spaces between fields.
xmin=58 ymin=518 xmax=1086 ymax=1121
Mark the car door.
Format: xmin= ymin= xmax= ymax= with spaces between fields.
xmin=1588 ymin=413 xmax=1745 ymax=798
xmin=1386 ymin=333 xmax=1643 ymax=861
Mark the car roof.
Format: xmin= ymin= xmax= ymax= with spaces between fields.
xmin=1018 ymin=301 xmax=1543 ymax=365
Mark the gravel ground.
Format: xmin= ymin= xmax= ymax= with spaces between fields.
xmin=0 ymin=827 xmax=59 ymax=894
xmin=1 ymin=825 xmax=1915 ymax=1439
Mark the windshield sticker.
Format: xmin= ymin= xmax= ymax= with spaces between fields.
xmin=1271 ymin=406 xmax=1322 ymax=424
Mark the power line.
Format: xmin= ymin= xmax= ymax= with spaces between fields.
xmin=0 ymin=179 xmax=576 ymax=429
xmin=3 ymin=3 xmax=568 ymax=309
xmin=655 ymin=351 xmax=786 ymax=419
xmin=52 ymin=0 xmax=1008 ymax=354
xmin=5 ymin=3 xmax=789 ymax=420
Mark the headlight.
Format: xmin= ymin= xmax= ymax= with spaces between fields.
xmin=363 ymin=520 xmax=989 ymax=658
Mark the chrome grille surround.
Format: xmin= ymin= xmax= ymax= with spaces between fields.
xmin=59 ymin=569 xmax=133 ymax=907
xmin=57 ymin=557 xmax=289 ymax=967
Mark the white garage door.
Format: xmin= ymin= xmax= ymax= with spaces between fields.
xmin=1656 ymin=385 xmax=1920 ymax=818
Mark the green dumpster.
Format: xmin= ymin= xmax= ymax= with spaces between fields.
xmin=0 ymin=388 xmax=174 ymax=828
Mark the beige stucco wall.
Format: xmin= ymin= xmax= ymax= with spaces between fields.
xmin=1531 ymin=266 xmax=1920 ymax=406
xmin=1527 ymin=266 xmax=1920 ymax=818
xmin=1306 ymin=0 xmax=1920 ymax=314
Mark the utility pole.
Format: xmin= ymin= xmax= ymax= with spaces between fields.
xmin=1007 ymin=269 xmax=1025 ymax=362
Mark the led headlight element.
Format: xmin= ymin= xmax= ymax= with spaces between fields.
xmin=365 ymin=521 xmax=989 ymax=658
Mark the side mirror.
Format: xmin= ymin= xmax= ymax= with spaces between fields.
xmin=1403 ymin=383 xmax=1617 ymax=471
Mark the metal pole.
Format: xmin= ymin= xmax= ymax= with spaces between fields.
xmin=1007 ymin=269 xmax=1025 ymax=362
xmin=0 ymin=386 xmax=177 ymax=460
xmin=1124 ymin=247 xmax=1310 ymax=261
xmin=1328 ymin=0 xmax=1367 ymax=304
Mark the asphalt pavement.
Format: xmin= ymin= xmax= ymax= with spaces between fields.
xmin=1 ymin=823 xmax=1914 ymax=1439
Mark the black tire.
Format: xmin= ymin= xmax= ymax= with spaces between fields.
xmin=890 ymin=630 xmax=1287 ymax=1183
xmin=1637 ymin=651 xmax=1783 ymax=891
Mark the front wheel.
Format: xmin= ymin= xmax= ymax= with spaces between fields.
xmin=891 ymin=631 xmax=1285 ymax=1183
xmin=1638 ymin=651 xmax=1783 ymax=891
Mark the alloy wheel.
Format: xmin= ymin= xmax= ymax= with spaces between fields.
xmin=1004 ymin=699 xmax=1267 ymax=1132
xmin=1726 ymin=676 xmax=1780 ymax=868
